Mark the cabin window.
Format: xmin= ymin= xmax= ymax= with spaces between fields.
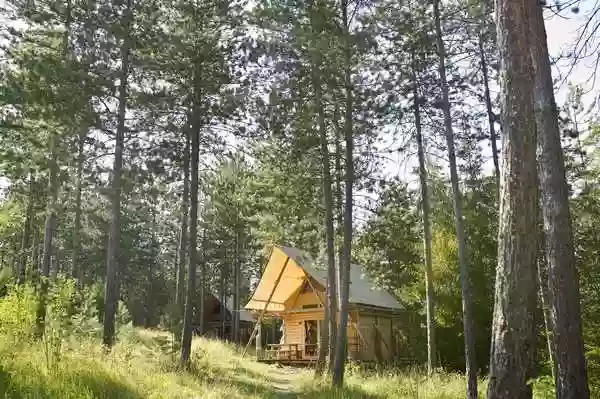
xmin=302 ymin=304 xmax=319 ymax=309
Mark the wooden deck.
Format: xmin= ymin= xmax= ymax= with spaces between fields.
xmin=257 ymin=343 xmax=318 ymax=363
xmin=256 ymin=341 xmax=363 ymax=366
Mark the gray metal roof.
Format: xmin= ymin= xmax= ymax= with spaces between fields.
xmin=278 ymin=245 xmax=403 ymax=310
xmin=208 ymin=291 xmax=255 ymax=322
xmin=224 ymin=297 xmax=254 ymax=322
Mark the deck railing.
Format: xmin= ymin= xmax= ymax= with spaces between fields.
xmin=258 ymin=341 xmax=362 ymax=362
xmin=259 ymin=343 xmax=319 ymax=361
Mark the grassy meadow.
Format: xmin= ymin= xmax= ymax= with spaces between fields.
xmin=0 ymin=281 xmax=557 ymax=398
xmin=0 ymin=326 xmax=560 ymax=399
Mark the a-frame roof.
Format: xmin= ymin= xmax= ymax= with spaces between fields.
xmin=244 ymin=245 xmax=403 ymax=312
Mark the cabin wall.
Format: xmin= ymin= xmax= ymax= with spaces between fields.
xmin=281 ymin=310 xmax=323 ymax=344
xmin=354 ymin=310 xmax=397 ymax=361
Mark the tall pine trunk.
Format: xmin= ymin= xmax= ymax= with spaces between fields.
xmin=176 ymin=132 xmax=190 ymax=314
xmin=102 ymin=0 xmax=132 ymax=347
xmin=36 ymin=0 xmax=72 ymax=332
xmin=181 ymin=82 xmax=201 ymax=362
xmin=220 ymin=256 xmax=229 ymax=340
xmin=487 ymin=0 xmax=538 ymax=396
xmin=330 ymin=105 xmax=342 ymax=374
xmin=478 ymin=34 xmax=500 ymax=192
xmin=536 ymin=224 xmax=556 ymax=380
xmin=72 ymin=128 xmax=86 ymax=284
xmin=412 ymin=56 xmax=436 ymax=375
xmin=332 ymin=0 xmax=353 ymax=385
xmin=311 ymin=42 xmax=335 ymax=377
xmin=529 ymin=1 xmax=589 ymax=397
xmin=433 ymin=1 xmax=476 ymax=395
xmin=232 ymin=230 xmax=241 ymax=343
xmin=198 ymin=232 xmax=206 ymax=335
xmin=17 ymin=175 xmax=35 ymax=285
xmin=35 ymin=135 xmax=59 ymax=337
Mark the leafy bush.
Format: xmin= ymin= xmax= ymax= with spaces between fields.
xmin=0 ymin=282 xmax=38 ymax=343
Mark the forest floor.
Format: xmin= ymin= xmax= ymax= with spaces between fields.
xmin=0 ymin=326 xmax=558 ymax=398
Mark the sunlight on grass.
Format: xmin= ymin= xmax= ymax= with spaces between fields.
xmin=0 ymin=327 xmax=559 ymax=398
xmin=0 ymin=328 xmax=280 ymax=399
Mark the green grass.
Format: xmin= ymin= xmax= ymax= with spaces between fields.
xmin=0 ymin=327 xmax=556 ymax=398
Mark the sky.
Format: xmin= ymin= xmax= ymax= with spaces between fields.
xmin=0 ymin=2 xmax=598 ymax=199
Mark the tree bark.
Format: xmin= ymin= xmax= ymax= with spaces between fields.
xmin=329 ymin=103 xmax=342 ymax=375
xmin=528 ymin=1 xmax=589 ymax=397
xmin=198 ymin=231 xmax=206 ymax=335
xmin=36 ymin=131 xmax=60 ymax=337
xmin=536 ymin=225 xmax=556 ymax=381
xmin=176 ymin=132 xmax=190 ymax=314
xmin=487 ymin=0 xmax=538 ymax=397
xmin=412 ymin=55 xmax=436 ymax=375
xmin=72 ymin=128 xmax=86 ymax=285
xmin=102 ymin=0 xmax=131 ymax=347
xmin=232 ymin=230 xmax=241 ymax=343
xmin=479 ymin=34 xmax=500 ymax=192
xmin=17 ymin=175 xmax=35 ymax=285
xmin=180 ymin=71 xmax=201 ymax=363
xmin=332 ymin=0 xmax=353 ymax=385
xmin=310 ymin=39 xmax=335 ymax=376
xmin=220 ymin=255 xmax=229 ymax=340
xmin=433 ymin=1 xmax=477 ymax=395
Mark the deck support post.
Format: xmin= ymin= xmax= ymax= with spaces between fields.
xmin=255 ymin=320 xmax=262 ymax=356
xmin=242 ymin=256 xmax=291 ymax=357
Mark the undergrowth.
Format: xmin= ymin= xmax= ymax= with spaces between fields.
xmin=0 ymin=278 xmax=582 ymax=398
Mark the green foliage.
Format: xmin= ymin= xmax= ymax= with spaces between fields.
xmin=0 ymin=267 xmax=13 ymax=294
xmin=528 ymin=375 xmax=555 ymax=399
xmin=0 ymin=283 xmax=38 ymax=343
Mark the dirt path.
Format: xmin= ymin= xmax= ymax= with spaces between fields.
xmin=265 ymin=365 xmax=310 ymax=398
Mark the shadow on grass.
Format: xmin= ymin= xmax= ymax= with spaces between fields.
xmin=0 ymin=363 xmax=142 ymax=399
xmin=296 ymin=384 xmax=386 ymax=399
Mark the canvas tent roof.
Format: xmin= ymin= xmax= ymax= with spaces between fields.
xmin=244 ymin=245 xmax=403 ymax=312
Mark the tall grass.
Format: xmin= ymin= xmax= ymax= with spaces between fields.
xmin=0 ymin=281 xmax=564 ymax=398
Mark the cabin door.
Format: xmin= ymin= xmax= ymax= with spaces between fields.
xmin=303 ymin=320 xmax=319 ymax=358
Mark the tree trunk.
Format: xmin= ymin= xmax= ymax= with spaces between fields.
xmin=311 ymin=41 xmax=336 ymax=377
xmin=220 ymin=256 xmax=229 ymax=340
xmin=536 ymin=224 xmax=556 ymax=381
xmin=32 ymin=234 xmax=39 ymax=277
xmin=51 ymin=246 xmax=60 ymax=280
xmin=487 ymin=0 xmax=538 ymax=397
xmin=232 ymin=230 xmax=241 ymax=343
xmin=433 ymin=1 xmax=477 ymax=396
xmin=17 ymin=175 xmax=35 ymax=285
xmin=412 ymin=56 xmax=436 ymax=375
xmin=180 ymin=80 xmax=201 ymax=362
xmin=146 ymin=205 xmax=157 ymax=328
xmin=72 ymin=128 xmax=86 ymax=285
xmin=529 ymin=2 xmax=589 ymax=397
xmin=332 ymin=0 xmax=353 ymax=386
xmin=478 ymin=34 xmax=500 ymax=192
xmin=36 ymin=132 xmax=60 ymax=337
xmin=176 ymin=132 xmax=190 ymax=314
xmin=329 ymin=104 xmax=342 ymax=375
xmin=102 ymin=1 xmax=131 ymax=347
xmin=198 ymin=232 xmax=206 ymax=335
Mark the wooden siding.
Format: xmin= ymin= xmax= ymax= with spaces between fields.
xmin=351 ymin=313 xmax=396 ymax=361
xmin=291 ymin=291 xmax=324 ymax=309
xmin=282 ymin=310 xmax=323 ymax=344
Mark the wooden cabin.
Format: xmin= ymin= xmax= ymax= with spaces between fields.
xmin=196 ymin=292 xmax=254 ymax=344
xmin=244 ymin=245 xmax=404 ymax=364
